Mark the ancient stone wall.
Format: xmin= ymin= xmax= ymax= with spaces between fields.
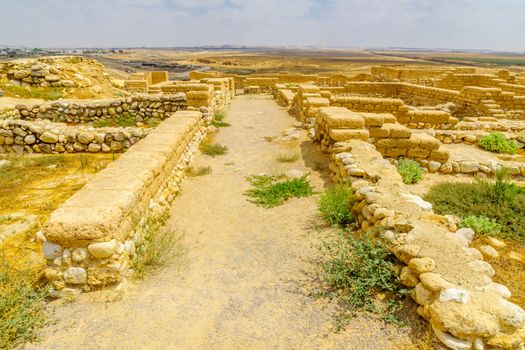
xmin=42 ymin=111 xmax=210 ymax=292
xmin=0 ymin=119 xmax=147 ymax=154
xmin=313 ymin=107 xmax=450 ymax=163
xmin=0 ymin=57 xmax=106 ymax=88
xmin=0 ymin=93 xmax=187 ymax=124
xmin=327 ymin=140 xmax=525 ymax=349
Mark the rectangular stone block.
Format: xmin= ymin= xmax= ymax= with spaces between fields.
xmin=319 ymin=107 xmax=365 ymax=128
xmin=329 ymin=129 xmax=369 ymax=141
xmin=382 ymin=123 xmax=412 ymax=138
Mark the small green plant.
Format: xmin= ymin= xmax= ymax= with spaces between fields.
xmin=397 ymin=159 xmax=423 ymax=184
xmin=200 ymin=142 xmax=228 ymax=157
xmin=144 ymin=117 xmax=161 ymax=128
xmin=318 ymin=231 xmax=410 ymax=330
xmin=132 ymin=216 xmax=182 ymax=279
xmin=479 ymin=132 xmax=520 ymax=154
xmin=115 ymin=113 xmax=136 ymax=127
xmin=212 ymin=113 xmax=230 ymax=128
xmin=275 ymin=152 xmax=299 ymax=163
xmin=318 ymin=184 xmax=356 ymax=227
xmin=187 ymin=165 xmax=212 ymax=177
xmin=461 ymin=215 xmax=502 ymax=235
xmin=263 ymin=136 xmax=276 ymax=142
xmin=244 ymin=175 xmax=314 ymax=208
xmin=0 ymin=259 xmax=50 ymax=349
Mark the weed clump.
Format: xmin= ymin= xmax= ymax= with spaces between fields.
xmin=131 ymin=216 xmax=182 ymax=279
xmin=92 ymin=112 xmax=136 ymax=128
xmin=396 ymin=159 xmax=423 ymax=184
xmin=425 ymin=170 xmax=525 ymax=242
xmin=212 ymin=113 xmax=230 ymax=128
xmin=318 ymin=231 xmax=410 ymax=330
xmin=479 ymin=132 xmax=520 ymax=154
xmin=318 ymin=184 xmax=356 ymax=227
xmin=0 ymin=257 xmax=49 ymax=349
xmin=461 ymin=215 xmax=502 ymax=235
xmin=187 ymin=166 xmax=212 ymax=177
xmin=200 ymin=140 xmax=228 ymax=157
xmin=244 ymin=174 xmax=314 ymax=207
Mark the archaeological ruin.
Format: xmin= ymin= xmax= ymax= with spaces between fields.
xmin=1 ymin=55 xmax=525 ymax=350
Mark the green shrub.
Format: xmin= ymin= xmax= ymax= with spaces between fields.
xmin=319 ymin=231 xmax=410 ymax=330
xmin=212 ymin=113 xmax=230 ymax=128
xmin=479 ymin=132 xmax=520 ymax=154
xmin=0 ymin=260 xmax=49 ymax=349
xmin=397 ymin=159 xmax=423 ymax=184
xmin=200 ymin=142 xmax=228 ymax=156
xmin=460 ymin=215 xmax=502 ymax=235
xmin=318 ymin=184 xmax=356 ymax=227
xmin=424 ymin=173 xmax=525 ymax=242
xmin=244 ymin=175 xmax=314 ymax=208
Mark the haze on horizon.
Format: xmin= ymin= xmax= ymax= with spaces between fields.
xmin=0 ymin=0 xmax=524 ymax=52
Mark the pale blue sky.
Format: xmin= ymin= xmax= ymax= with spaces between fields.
xmin=0 ymin=0 xmax=524 ymax=51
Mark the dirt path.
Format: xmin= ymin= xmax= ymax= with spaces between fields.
xmin=28 ymin=95 xmax=419 ymax=350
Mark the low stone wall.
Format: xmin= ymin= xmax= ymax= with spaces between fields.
xmin=0 ymin=119 xmax=147 ymax=154
xmin=42 ymin=110 xmax=209 ymax=293
xmin=313 ymin=107 xmax=450 ymax=163
xmin=329 ymin=140 xmax=525 ymax=350
xmin=0 ymin=93 xmax=188 ymax=123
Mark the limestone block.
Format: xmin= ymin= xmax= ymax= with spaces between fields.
xmin=329 ymin=129 xmax=369 ymax=142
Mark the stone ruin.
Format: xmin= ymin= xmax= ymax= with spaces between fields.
xmin=1 ymin=60 xmax=525 ymax=350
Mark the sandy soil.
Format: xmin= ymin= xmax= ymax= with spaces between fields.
xmin=27 ymin=96 xmax=429 ymax=350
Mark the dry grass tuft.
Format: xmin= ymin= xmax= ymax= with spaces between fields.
xmin=275 ymin=152 xmax=299 ymax=163
xmin=187 ymin=165 xmax=212 ymax=177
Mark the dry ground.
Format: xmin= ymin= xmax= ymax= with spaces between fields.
xmin=27 ymin=95 xmax=433 ymax=350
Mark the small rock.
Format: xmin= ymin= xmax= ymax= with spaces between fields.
xmin=455 ymin=227 xmax=475 ymax=243
xmin=487 ymin=236 xmax=506 ymax=248
xmin=412 ymin=283 xmax=435 ymax=306
xmin=420 ymin=272 xmax=454 ymax=292
xmin=428 ymin=161 xmax=441 ymax=172
xmin=43 ymin=241 xmax=62 ymax=260
xmin=483 ymin=283 xmax=512 ymax=299
xmin=494 ymin=298 xmax=525 ymax=328
xmin=460 ymin=160 xmax=479 ymax=173
xmin=72 ymin=248 xmax=88 ymax=262
xmin=432 ymin=326 xmax=473 ymax=350
xmin=35 ymin=230 xmax=46 ymax=242
xmin=479 ymin=245 xmax=499 ymax=259
xmin=24 ymin=134 xmax=36 ymax=145
xmin=402 ymin=194 xmax=433 ymax=211
xmin=468 ymin=260 xmax=495 ymax=277
xmin=439 ymin=288 xmax=469 ymax=304
xmin=409 ymin=257 xmax=436 ymax=275
xmin=63 ymin=267 xmax=87 ymax=284
xmin=400 ymin=267 xmax=419 ymax=287
xmin=392 ymin=244 xmax=420 ymax=264
xmin=39 ymin=131 xmax=59 ymax=143
xmin=88 ymin=239 xmax=117 ymax=259
xmin=77 ymin=132 xmax=94 ymax=144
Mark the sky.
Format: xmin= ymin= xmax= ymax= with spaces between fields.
xmin=0 ymin=0 xmax=524 ymax=51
